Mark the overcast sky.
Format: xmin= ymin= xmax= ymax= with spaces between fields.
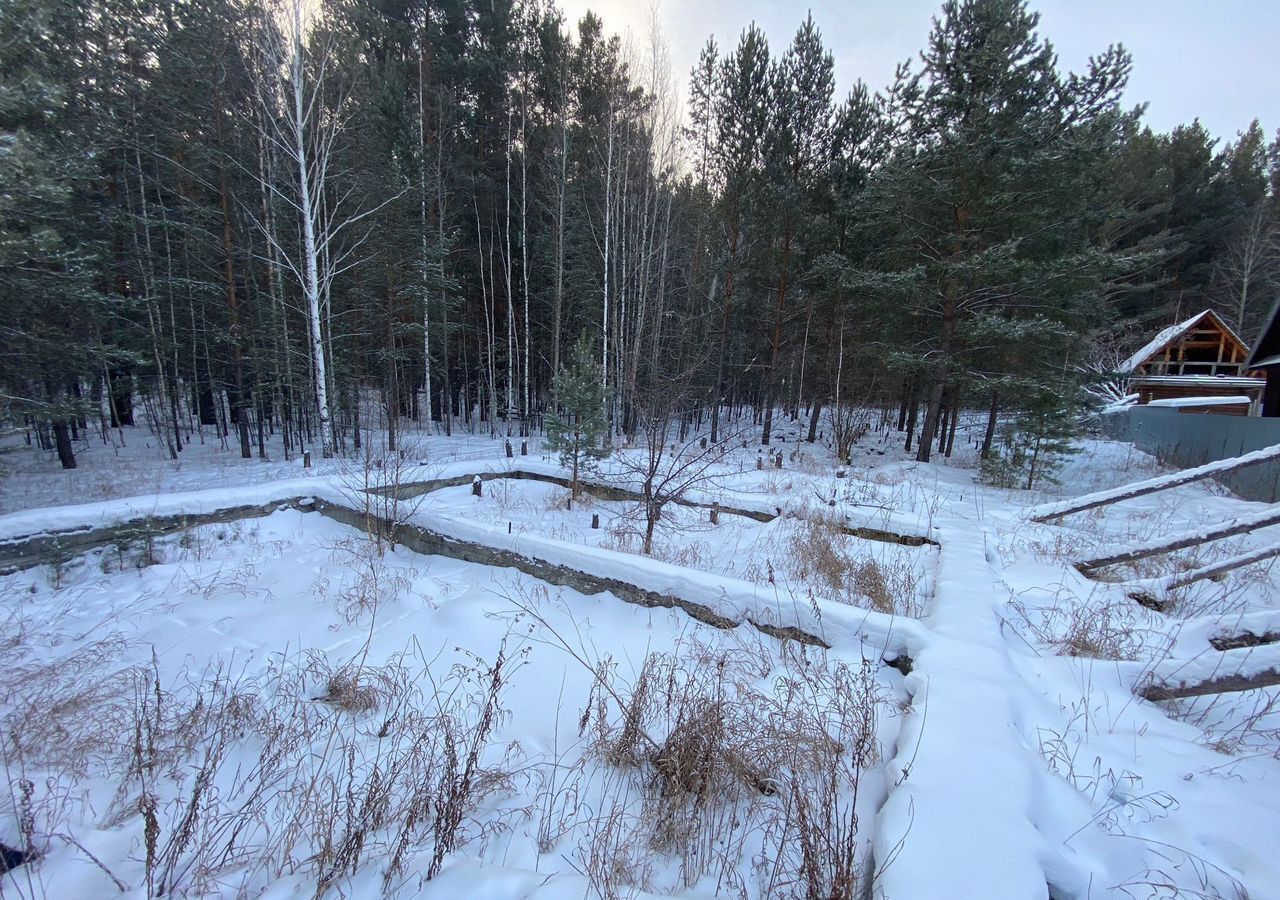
xmin=557 ymin=0 xmax=1279 ymax=146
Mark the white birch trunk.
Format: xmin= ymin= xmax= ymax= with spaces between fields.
xmin=286 ymin=5 xmax=335 ymax=457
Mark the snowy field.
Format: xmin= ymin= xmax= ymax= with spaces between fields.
xmin=2 ymin=420 xmax=1280 ymax=899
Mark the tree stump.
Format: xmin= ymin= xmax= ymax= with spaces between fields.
xmin=505 ymin=441 xmax=513 ymax=458
xmin=710 ymin=503 xmax=720 ymax=525
xmin=472 ymin=476 xmax=483 ymax=498
xmin=303 ymin=451 xmax=312 ymax=469
xmin=521 ymin=441 xmax=528 ymax=455
xmin=592 ymin=513 xmax=600 ymax=529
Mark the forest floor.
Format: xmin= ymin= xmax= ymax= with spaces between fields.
xmin=1 ymin=418 xmax=1279 ymax=899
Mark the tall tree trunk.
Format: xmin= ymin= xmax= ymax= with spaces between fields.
xmin=128 ymin=146 xmax=178 ymax=460
xmin=904 ymin=385 xmax=919 ymax=453
xmin=917 ymin=296 xmax=956 ymax=463
xmin=418 ymin=46 xmax=434 ymax=427
xmin=980 ymin=388 xmax=999 ymax=460
xmin=287 ymin=7 xmax=335 ymax=458
xmin=216 ymin=96 xmax=252 ymax=459
xmin=386 ymin=270 xmax=399 ymax=453
xmin=551 ymin=96 xmax=567 ymax=380
xmin=52 ymin=420 xmax=76 ymax=469
xmin=945 ymin=394 xmax=959 ymax=458
xmin=710 ymin=222 xmax=739 ymax=444
xmin=762 ymin=217 xmax=793 ymax=446
xmin=520 ymin=87 xmax=530 ymax=429
xmin=601 ymin=113 xmax=614 ymax=437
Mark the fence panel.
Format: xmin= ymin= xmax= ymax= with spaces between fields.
xmin=1102 ymin=407 xmax=1280 ymax=503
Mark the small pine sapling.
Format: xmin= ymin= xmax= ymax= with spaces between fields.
xmin=545 ymin=337 xmax=610 ymax=500
xmin=982 ymin=378 xmax=1084 ymax=491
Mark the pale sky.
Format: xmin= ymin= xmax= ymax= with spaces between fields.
xmin=558 ymin=0 xmax=1280 ymax=146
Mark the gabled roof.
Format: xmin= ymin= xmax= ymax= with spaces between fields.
xmin=1246 ymin=298 xmax=1280 ymax=369
xmin=1120 ymin=309 xmax=1246 ymax=374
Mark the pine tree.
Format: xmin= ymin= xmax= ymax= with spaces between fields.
xmin=707 ymin=24 xmax=770 ymax=443
xmin=545 ymin=337 xmax=609 ymax=500
xmin=759 ymin=15 xmax=834 ymax=445
xmin=0 ymin=0 xmax=118 ymax=468
xmin=873 ymin=0 xmax=1134 ymax=462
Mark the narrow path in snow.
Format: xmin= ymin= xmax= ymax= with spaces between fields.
xmin=875 ymin=515 xmax=1078 ymax=899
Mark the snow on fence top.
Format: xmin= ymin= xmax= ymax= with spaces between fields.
xmin=1146 ymin=395 xmax=1251 ymax=408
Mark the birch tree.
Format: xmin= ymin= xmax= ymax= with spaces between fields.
xmin=250 ymin=0 xmax=397 ymax=457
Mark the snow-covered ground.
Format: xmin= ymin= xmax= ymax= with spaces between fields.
xmin=0 ymin=424 xmax=511 ymax=516
xmin=2 ymin=420 xmax=1280 ymax=899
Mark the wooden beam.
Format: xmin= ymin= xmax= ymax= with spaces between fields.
xmin=1160 ymin=544 xmax=1280 ymax=591
xmin=1077 ymin=506 xmax=1280 ymax=574
xmin=1142 ymin=667 xmax=1280 ymax=702
xmin=1030 ymin=443 xmax=1280 ymax=522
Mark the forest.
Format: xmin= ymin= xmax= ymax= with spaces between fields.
xmin=2 ymin=0 xmax=1278 ymax=470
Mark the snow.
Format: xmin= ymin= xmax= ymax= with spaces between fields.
xmin=1028 ymin=440 xmax=1280 ymax=521
xmin=4 ymin=422 xmax=1280 ymax=899
xmin=1100 ymin=393 xmax=1139 ymax=414
xmin=1146 ymin=395 xmax=1252 ymax=407
xmin=1119 ymin=309 xmax=1212 ymax=374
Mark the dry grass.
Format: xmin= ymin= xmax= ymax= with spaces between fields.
xmin=598 ymin=516 xmax=715 ymax=570
xmin=313 ymin=535 xmax=417 ymax=623
xmin=783 ymin=513 xmax=925 ymax=617
xmin=569 ymin=637 xmax=886 ymax=899
xmin=1012 ymin=591 xmax=1147 ymax=661
xmin=0 ymin=541 xmax=523 ymax=898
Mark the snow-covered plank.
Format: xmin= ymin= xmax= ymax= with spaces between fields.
xmin=1143 ymin=644 xmax=1280 ymax=701
xmin=1146 ymin=395 xmax=1250 ymax=407
xmin=1158 ymin=543 xmax=1280 ymax=591
xmin=1078 ymin=505 xmax=1280 ymax=574
xmin=397 ymin=498 xmax=930 ymax=662
xmin=1029 ymin=442 xmax=1280 ymax=522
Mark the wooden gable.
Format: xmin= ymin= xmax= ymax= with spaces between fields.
xmin=1129 ymin=310 xmax=1260 ymax=379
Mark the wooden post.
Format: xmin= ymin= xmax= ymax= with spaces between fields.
xmin=505 ymin=440 xmax=513 ymax=458
xmin=710 ymin=502 xmax=720 ymax=525
xmin=521 ymin=441 xmax=527 ymax=456
xmin=700 ymin=437 xmax=707 ymax=449
xmin=591 ymin=513 xmax=600 ymax=529
xmin=303 ymin=450 xmax=312 ymax=469
xmin=472 ymin=475 xmax=483 ymax=497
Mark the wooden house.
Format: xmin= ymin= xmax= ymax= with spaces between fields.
xmin=1121 ymin=309 xmax=1264 ymax=415
xmin=1245 ymin=299 xmax=1280 ymax=416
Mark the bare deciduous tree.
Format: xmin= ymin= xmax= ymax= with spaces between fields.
xmin=247 ymin=0 xmax=401 ymax=457
xmin=1213 ymin=206 xmax=1278 ymax=337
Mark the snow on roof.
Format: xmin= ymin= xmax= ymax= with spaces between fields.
xmin=1119 ymin=310 xmax=1211 ymax=374
xmin=1121 ymin=309 xmax=1255 ymax=375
